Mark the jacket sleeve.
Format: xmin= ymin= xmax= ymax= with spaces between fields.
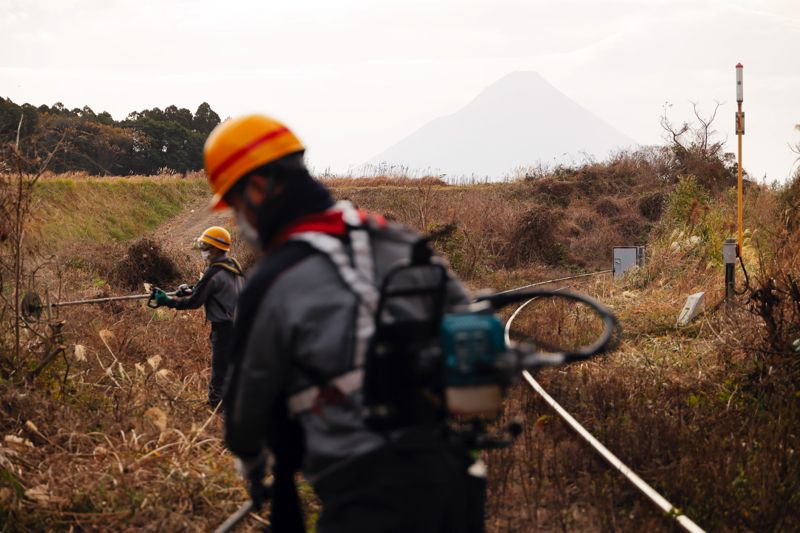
xmin=170 ymin=270 xmax=217 ymax=310
xmin=225 ymin=295 xmax=291 ymax=459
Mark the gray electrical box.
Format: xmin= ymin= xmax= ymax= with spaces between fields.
xmin=722 ymin=237 xmax=737 ymax=265
xmin=613 ymin=246 xmax=646 ymax=279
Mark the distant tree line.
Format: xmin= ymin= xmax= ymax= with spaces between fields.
xmin=0 ymin=98 xmax=221 ymax=175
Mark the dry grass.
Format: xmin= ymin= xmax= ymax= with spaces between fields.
xmin=0 ymin=174 xmax=314 ymax=531
xmin=1 ymin=165 xmax=798 ymax=531
xmin=485 ymin=176 xmax=800 ymax=532
xmin=321 ymin=175 xmax=448 ymax=188
xmin=27 ymin=173 xmax=208 ymax=249
xmin=329 ymin=152 xmax=666 ymax=277
xmin=1 ymin=252 xmax=322 ymax=530
xmin=1 ymin=278 xmax=234 ymax=529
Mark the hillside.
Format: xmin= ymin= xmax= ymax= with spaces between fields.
xmin=338 ymin=150 xmax=667 ymax=274
xmin=29 ymin=173 xmax=209 ymax=247
xmin=0 ymin=167 xmax=798 ymax=531
xmin=371 ymin=71 xmax=636 ymax=178
xmin=0 ymin=100 xmax=222 ymax=175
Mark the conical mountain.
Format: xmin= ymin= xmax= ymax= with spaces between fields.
xmin=371 ymin=71 xmax=636 ymax=177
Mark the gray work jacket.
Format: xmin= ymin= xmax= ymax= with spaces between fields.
xmin=171 ymin=255 xmax=244 ymax=324
xmin=227 ymin=216 xmax=470 ymax=481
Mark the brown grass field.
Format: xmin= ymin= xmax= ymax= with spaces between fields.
xmin=0 ymin=161 xmax=798 ymax=531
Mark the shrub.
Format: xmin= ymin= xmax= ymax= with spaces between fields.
xmin=662 ymin=175 xmax=711 ymax=226
xmin=613 ymin=214 xmax=646 ymax=242
xmin=594 ymin=197 xmax=622 ymax=217
xmin=573 ymin=208 xmax=596 ymax=231
xmin=638 ymin=190 xmax=666 ymax=221
xmin=505 ymin=206 xmax=565 ymax=266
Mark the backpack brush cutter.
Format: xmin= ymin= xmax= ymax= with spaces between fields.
xmin=217 ymin=239 xmax=620 ymax=532
xmin=217 ymin=291 xmax=618 ymax=531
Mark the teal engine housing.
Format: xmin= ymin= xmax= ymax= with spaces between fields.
xmin=440 ymin=313 xmax=507 ymax=417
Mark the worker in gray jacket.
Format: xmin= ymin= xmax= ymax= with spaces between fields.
xmin=203 ymin=115 xmax=484 ymax=532
xmin=153 ymin=226 xmax=244 ymax=407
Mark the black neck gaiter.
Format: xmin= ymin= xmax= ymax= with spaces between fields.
xmin=255 ymin=167 xmax=335 ymax=249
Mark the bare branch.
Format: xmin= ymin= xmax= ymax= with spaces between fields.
xmin=660 ymin=102 xmax=690 ymax=152
xmin=15 ymin=114 xmax=23 ymax=153
xmin=690 ymin=101 xmax=721 ymax=157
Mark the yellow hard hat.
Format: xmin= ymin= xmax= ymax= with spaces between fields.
xmin=197 ymin=226 xmax=232 ymax=252
xmin=204 ymin=114 xmax=305 ymax=210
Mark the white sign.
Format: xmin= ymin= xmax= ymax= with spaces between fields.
xmin=676 ymin=292 xmax=705 ymax=327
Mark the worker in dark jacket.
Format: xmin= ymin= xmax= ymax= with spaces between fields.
xmin=203 ymin=115 xmax=483 ymax=532
xmin=153 ymin=226 xmax=244 ymax=407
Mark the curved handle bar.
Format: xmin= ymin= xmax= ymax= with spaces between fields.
xmin=477 ymin=289 xmax=619 ymax=366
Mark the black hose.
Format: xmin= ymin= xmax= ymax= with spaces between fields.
xmin=477 ymin=288 xmax=619 ymax=363
xmin=734 ymin=255 xmax=751 ymax=295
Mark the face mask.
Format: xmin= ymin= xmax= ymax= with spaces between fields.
xmin=200 ymin=250 xmax=211 ymax=260
xmin=236 ymin=210 xmax=261 ymax=248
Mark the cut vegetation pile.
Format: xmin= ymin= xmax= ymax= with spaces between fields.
xmin=109 ymin=238 xmax=185 ymax=291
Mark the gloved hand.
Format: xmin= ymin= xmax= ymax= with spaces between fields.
xmin=175 ymin=283 xmax=193 ymax=297
xmin=153 ymin=288 xmax=173 ymax=308
xmin=234 ymin=452 xmax=270 ymax=510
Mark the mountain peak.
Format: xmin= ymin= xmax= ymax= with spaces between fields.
xmin=372 ymin=72 xmax=635 ymax=178
xmin=493 ymin=70 xmax=547 ymax=85
xmin=463 ymin=71 xmax=567 ymax=112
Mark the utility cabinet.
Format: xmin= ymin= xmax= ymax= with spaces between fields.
xmin=612 ymin=246 xmax=646 ymax=279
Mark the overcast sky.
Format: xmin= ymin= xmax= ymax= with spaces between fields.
xmin=2 ymin=0 xmax=798 ymax=180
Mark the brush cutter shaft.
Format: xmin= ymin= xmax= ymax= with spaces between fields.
xmin=213 ymin=501 xmax=257 ymax=533
xmin=51 ymin=291 xmax=178 ymax=308
xmin=214 ymin=482 xmax=274 ymax=533
xmin=52 ymin=293 xmax=151 ymax=307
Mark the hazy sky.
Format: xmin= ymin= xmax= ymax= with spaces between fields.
xmin=2 ymin=0 xmax=799 ymax=180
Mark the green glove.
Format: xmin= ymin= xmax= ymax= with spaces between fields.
xmin=153 ymin=288 xmax=173 ymax=308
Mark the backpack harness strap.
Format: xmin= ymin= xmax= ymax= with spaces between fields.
xmin=210 ymin=257 xmax=245 ymax=276
xmin=286 ymin=201 xmax=383 ymax=415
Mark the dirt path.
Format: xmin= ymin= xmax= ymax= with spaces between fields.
xmin=149 ymin=196 xmax=235 ymax=254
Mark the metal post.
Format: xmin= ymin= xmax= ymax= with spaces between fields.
xmin=723 ymin=238 xmax=737 ymax=304
xmin=735 ymin=63 xmax=744 ymax=256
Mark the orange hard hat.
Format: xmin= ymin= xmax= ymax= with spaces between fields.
xmin=203 ymin=114 xmax=304 ymax=210
xmin=196 ymin=226 xmax=231 ymax=252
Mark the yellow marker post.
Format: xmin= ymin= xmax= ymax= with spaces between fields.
xmin=735 ymin=63 xmax=744 ymax=255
